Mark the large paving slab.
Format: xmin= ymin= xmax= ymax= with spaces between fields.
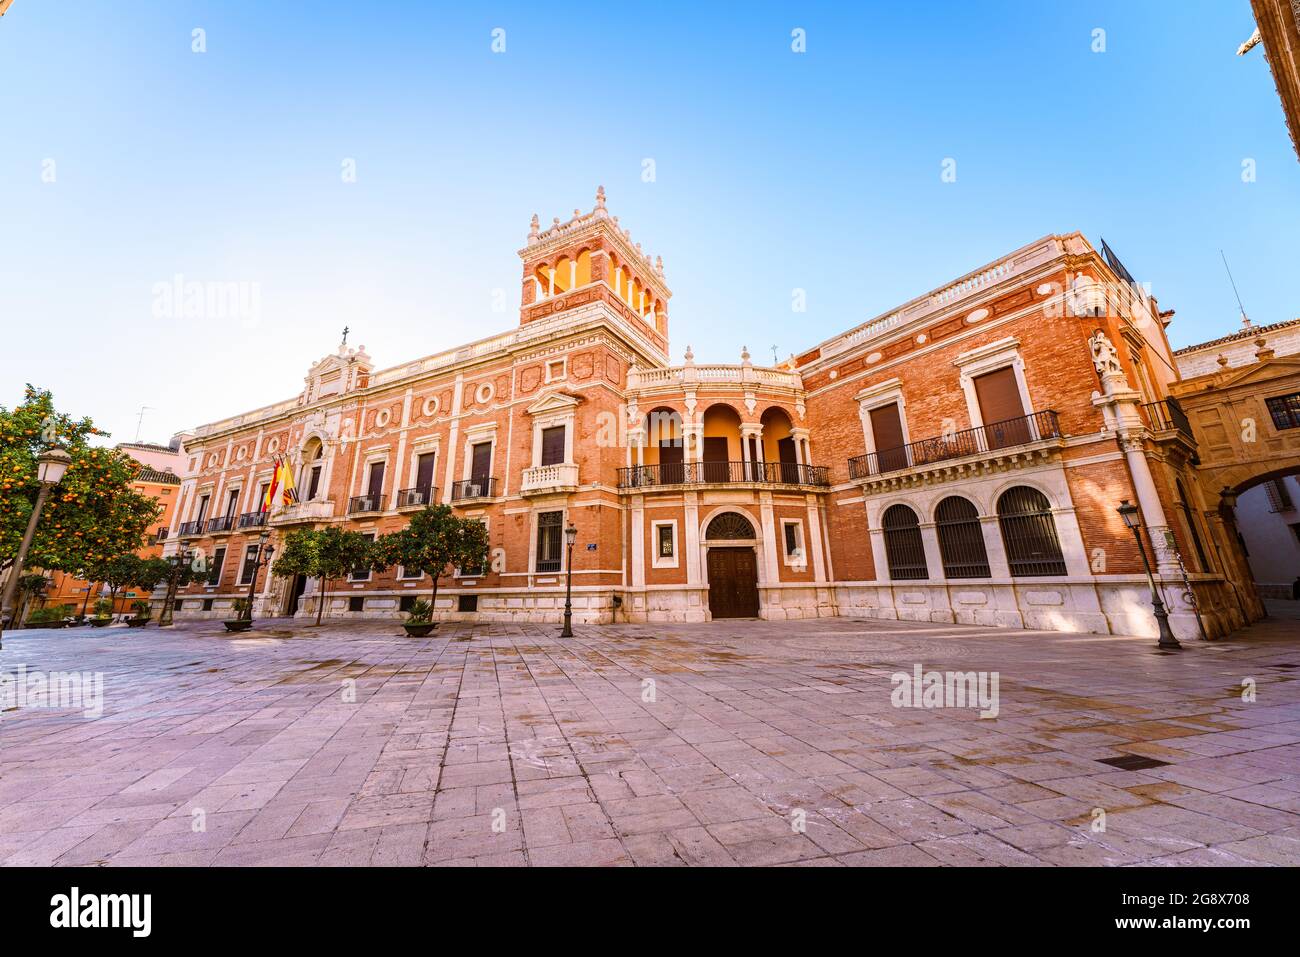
xmin=2 ymin=611 xmax=1299 ymax=867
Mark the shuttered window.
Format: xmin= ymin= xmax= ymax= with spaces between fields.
xmin=973 ymin=367 xmax=1030 ymax=449
xmin=540 ymin=426 xmax=566 ymax=466
xmin=869 ymin=403 xmax=907 ymax=472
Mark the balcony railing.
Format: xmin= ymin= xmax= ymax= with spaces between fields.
xmin=349 ymin=493 xmax=385 ymax=515
xmin=520 ymin=463 xmax=579 ymax=495
xmin=451 ymin=478 xmax=498 ymax=501
xmin=848 ymin=410 xmax=1062 ymax=480
xmin=206 ymin=515 xmax=236 ymax=534
xmin=618 ymin=461 xmax=830 ymax=489
xmin=1143 ymin=397 xmax=1193 ymax=439
xmin=178 ymin=520 xmax=204 ymax=538
xmin=238 ymin=511 xmax=267 ymax=529
xmin=397 ymin=486 xmax=439 ymax=509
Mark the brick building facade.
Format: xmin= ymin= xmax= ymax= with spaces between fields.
xmin=165 ymin=191 xmax=1257 ymax=639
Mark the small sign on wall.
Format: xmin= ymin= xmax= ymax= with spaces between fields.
xmin=586 ymin=543 xmax=597 ymax=551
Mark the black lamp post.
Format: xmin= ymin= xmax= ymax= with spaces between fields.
xmin=0 ymin=446 xmax=72 ymax=649
xmin=560 ymin=520 xmax=577 ymax=637
xmin=241 ymin=530 xmax=275 ymax=623
xmin=1118 ymin=500 xmax=1180 ymax=649
xmin=157 ymin=548 xmax=196 ymax=627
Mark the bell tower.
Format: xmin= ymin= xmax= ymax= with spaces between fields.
xmin=518 ymin=186 xmax=671 ymax=359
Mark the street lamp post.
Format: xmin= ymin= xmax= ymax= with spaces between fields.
xmin=560 ymin=521 xmax=577 ymax=638
xmin=1117 ymin=500 xmax=1181 ymax=649
xmin=0 ymin=447 xmax=72 ymax=649
xmin=157 ymin=548 xmax=195 ymax=627
xmin=242 ymin=530 xmax=275 ymax=623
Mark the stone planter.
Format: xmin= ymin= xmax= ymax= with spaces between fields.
xmin=89 ymin=617 xmax=112 ymax=628
xmin=223 ymin=619 xmax=253 ymax=633
xmin=403 ymin=622 xmax=436 ymax=637
xmin=126 ymin=618 xmax=150 ymax=629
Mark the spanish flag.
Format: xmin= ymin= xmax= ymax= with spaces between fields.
xmin=279 ymin=457 xmax=299 ymax=505
xmin=262 ymin=461 xmax=281 ymax=513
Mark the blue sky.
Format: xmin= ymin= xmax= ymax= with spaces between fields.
xmin=1 ymin=1 xmax=1296 ymax=445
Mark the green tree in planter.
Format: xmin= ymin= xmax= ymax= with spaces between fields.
xmin=127 ymin=557 xmax=173 ymax=619
xmin=272 ymin=528 xmax=319 ymax=620
xmin=95 ymin=553 xmax=146 ymax=615
xmin=0 ymin=386 xmax=160 ymax=576
xmin=272 ymin=527 xmax=375 ymax=625
xmin=374 ymin=505 xmax=490 ymax=618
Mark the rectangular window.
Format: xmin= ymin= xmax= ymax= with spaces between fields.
xmin=202 ymin=598 xmax=213 ymax=611
xmin=399 ymin=595 xmax=417 ymax=613
xmin=536 ymin=511 xmax=563 ymax=572
xmin=207 ymin=546 xmax=226 ymax=586
xmin=225 ymin=489 xmax=240 ymax=520
xmin=258 ymin=482 xmax=270 ymax=511
xmin=397 ymin=565 xmax=422 ymax=580
xmin=1266 ymin=392 xmax=1300 ymax=431
xmin=1265 ymin=479 xmax=1294 ymax=513
xmin=783 ymin=522 xmax=801 ymax=556
xmin=239 ymin=544 xmax=260 ymax=585
xmin=366 ymin=461 xmax=385 ymax=498
xmin=307 ymin=465 xmax=322 ymax=501
xmin=195 ymin=494 xmax=210 ymax=525
xmin=348 ymin=596 xmax=365 ymax=613
xmin=457 ymin=594 xmax=478 ymax=612
xmin=470 ymin=442 xmax=492 ymax=482
xmin=540 ymin=425 xmax=566 ymax=466
xmin=415 ymin=452 xmax=437 ymax=492
xmin=657 ymin=524 xmax=674 ymax=558
xmin=869 ymin=402 xmax=908 ymax=472
xmin=350 ymin=533 xmax=376 ymax=581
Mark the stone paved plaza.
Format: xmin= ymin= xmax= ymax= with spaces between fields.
xmin=2 ymin=610 xmax=1299 ymax=867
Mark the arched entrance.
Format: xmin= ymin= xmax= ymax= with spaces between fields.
xmin=704 ymin=512 xmax=759 ymax=618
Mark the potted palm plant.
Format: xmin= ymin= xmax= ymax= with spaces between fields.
xmin=402 ymin=599 xmax=436 ymax=637
xmin=126 ymin=599 xmax=152 ymax=628
xmin=223 ymin=598 xmax=254 ymax=632
xmin=89 ymin=598 xmax=113 ymax=627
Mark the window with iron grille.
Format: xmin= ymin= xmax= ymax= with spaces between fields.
xmin=399 ymin=595 xmax=416 ymax=613
xmin=657 ymin=524 xmax=674 ymax=558
xmin=882 ymin=504 xmax=928 ymax=580
xmin=1266 ymin=392 xmax=1300 ymax=431
xmin=934 ymin=496 xmax=990 ymax=578
xmin=996 ymin=486 xmax=1066 ymax=576
xmin=536 ymin=511 xmax=563 ymax=572
xmin=348 ymin=596 xmax=364 ymax=612
xmin=458 ymin=594 xmax=478 ymax=612
xmin=350 ymin=533 xmax=375 ymax=581
xmin=1264 ymin=478 xmax=1294 ymax=513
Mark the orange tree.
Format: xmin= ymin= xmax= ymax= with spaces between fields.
xmin=0 ymin=385 xmax=161 ymax=576
xmin=372 ymin=505 xmax=490 ymax=613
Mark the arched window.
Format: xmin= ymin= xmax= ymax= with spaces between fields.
xmin=706 ymin=512 xmax=755 ymax=540
xmin=996 ymin=486 xmax=1066 ymax=576
xmin=935 ymin=497 xmax=990 ymax=578
xmin=882 ymin=504 xmax=928 ymax=580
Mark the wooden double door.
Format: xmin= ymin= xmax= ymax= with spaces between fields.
xmin=706 ymin=547 xmax=760 ymax=619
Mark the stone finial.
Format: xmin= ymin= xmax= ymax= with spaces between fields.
xmin=684 ymin=345 xmax=694 ymax=365
xmin=1216 ymin=354 xmax=1229 ymax=368
xmin=1255 ymin=336 xmax=1275 ymax=362
xmin=552 ymin=217 xmax=560 ymax=226
xmin=655 ymin=255 xmax=663 ymax=275
xmin=595 ymin=185 xmax=606 ymax=210
xmin=528 ymin=213 xmax=540 ymax=241
xmin=740 ymin=345 xmax=751 ymax=365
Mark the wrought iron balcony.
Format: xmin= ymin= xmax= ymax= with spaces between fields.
xmin=848 ymin=410 xmax=1062 ymax=480
xmin=348 ymin=493 xmax=385 ymax=515
xmin=451 ymin=478 xmax=498 ymax=501
xmin=397 ymin=486 xmax=439 ymax=509
xmin=238 ymin=511 xmax=267 ymax=529
xmin=206 ymin=515 xmax=236 ymax=534
xmin=1142 ymin=397 xmax=1193 ymax=439
xmin=520 ymin=463 xmax=579 ymax=496
xmin=178 ymin=520 xmax=204 ymax=538
xmin=617 ymin=460 xmax=830 ymax=489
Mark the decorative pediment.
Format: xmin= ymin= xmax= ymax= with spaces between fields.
xmin=1213 ymin=355 xmax=1300 ymax=389
xmin=525 ymin=391 xmax=582 ymax=416
xmin=302 ymin=342 xmax=373 ymax=404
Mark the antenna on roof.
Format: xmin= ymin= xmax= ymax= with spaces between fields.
xmin=1219 ymin=250 xmax=1251 ymax=330
xmin=134 ymin=406 xmax=154 ymax=443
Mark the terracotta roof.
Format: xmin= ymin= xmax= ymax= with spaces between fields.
xmin=135 ymin=466 xmax=182 ymax=485
xmin=1173 ymin=317 xmax=1300 ymax=355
